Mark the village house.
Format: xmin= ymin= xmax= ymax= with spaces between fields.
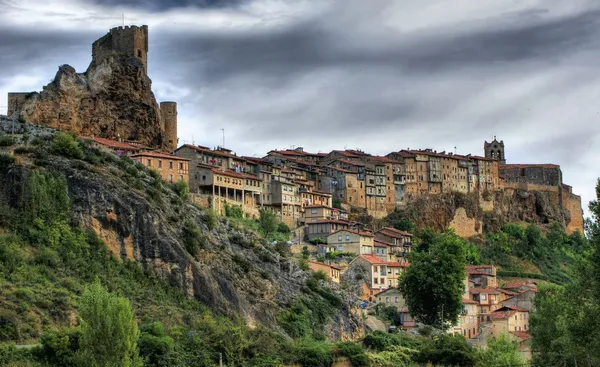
xmin=270 ymin=180 xmax=302 ymax=227
xmin=501 ymin=288 xmax=536 ymax=312
xmin=303 ymin=205 xmax=334 ymax=223
xmin=491 ymin=306 xmax=530 ymax=336
xmin=86 ymin=136 xmax=146 ymax=156
xmin=193 ymin=164 xmax=262 ymax=217
xmin=131 ymin=152 xmax=189 ymax=183
xmin=470 ymin=288 xmax=505 ymax=322
xmin=318 ymin=167 xmax=365 ymax=209
xmin=373 ymin=288 xmax=415 ymax=329
xmin=375 ymin=227 xmax=413 ymax=260
xmin=459 ymin=299 xmax=480 ymax=339
xmin=322 ymin=229 xmax=375 ymax=255
xmin=308 ymin=260 xmax=341 ymax=283
xmin=300 ymin=190 xmax=332 ymax=208
xmin=509 ymin=331 xmax=532 ymax=361
xmin=349 ymin=255 xmax=409 ymax=298
xmin=305 ymin=219 xmax=352 ymax=241
xmin=466 ymin=265 xmax=498 ymax=288
xmin=174 ymin=144 xmax=246 ymax=173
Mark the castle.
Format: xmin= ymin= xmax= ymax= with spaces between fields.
xmin=7 ymin=25 xmax=178 ymax=151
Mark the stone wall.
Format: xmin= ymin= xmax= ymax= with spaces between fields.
xmin=501 ymin=165 xmax=562 ymax=187
xmin=7 ymin=93 xmax=30 ymax=117
xmin=449 ymin=207 xmax=482 ymax=238
xmin=160 ymin=102 xmax=177 ymax=151
xmin=562 ymin=191 xmax=584 ymax=234
xmin=92 ymin=25 xmax=149 ymax=73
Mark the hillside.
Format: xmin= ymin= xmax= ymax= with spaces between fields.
xmin=0 ymin=119 xmax=362 ymax=352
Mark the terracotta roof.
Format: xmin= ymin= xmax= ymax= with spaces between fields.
xmin=398 ymin=307 xmax=409 ymax=313
xmin=132 ymin=152 xmax=190 ymax=161
xmin=89 ymin=137 xmax=140 ymax=150
xmin=467 ymin=270 xmax=495 ymax=276
xmin=503 ymin=164 xmax=560 ymax=169
xmin=330 ymin=229 xmax=374 ymax=237
xmin=304 ymin=205 xmax=332 ymax=209
xmin=491 ymin=310 xmax=516 ymax=319
xmin=502 ymin=281 xmax=537 ymax=290
xmin=197 ymin=164 xmax=260 ymax=180
xmin=462 ymin=298 xmax=479 ymax=304
xmin=330 ymin=150 xmax=361 ymax=158
xmin=358 ymin=254 xmax=388 ymax=265
xmin=503 ymin=305 xmax=528 ymax=312
xmin=376 ymin=227 xmax=413 ymax=238
xmin=499 ymin=289 xmax=520 ymax=296
xmin=374 ymin=239 xmax=396 ymax=247
xmin=176 ymin=144 xmax=244 ymax=160
xmin=309 ymin=260 xmax=341 ymax=270
xmin=386 ymin=261 xmax=408 ymax=267
xmin=375 ymin=287 xmax=402 ymax=296
xmin=369 ymin=156 xmax=401 ymax=164
xmin=374 ymin=242 xmax=388 ymax=248
xmin=510 ymin=331 xmax=531 ymax=340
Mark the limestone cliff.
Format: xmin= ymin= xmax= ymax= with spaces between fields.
xmin=392 ymin=188 xmax=584 ymax=238
xmin=0 ymin=120 xmax=363 ymax=341
xmin=9 ymin=55 xmax=166 ymax=149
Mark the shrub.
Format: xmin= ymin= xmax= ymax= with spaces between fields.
xmin=39 ymin=328 xmax=81 ymax=366
xmin=277 ymin=222 xmax=291 ymax=234
xmin=182 ymin=220 xmax=204 ymax=257
xmin=336 ymin=342 xmax=368 ymax=367
xmin=0 ymin=153 xmax=15 ymax=172
xmin=138 ymin=322 xmax=175 ymax=367
xmin=225 ymin=204 xmax=244 ymax=219
xmin=171 ymin=180 xmax=189 ymax=201
xmin=51 ymin=132 xmax=83 ymax=159
xmin=259 ymin=209 xmax=278 ymax=237
xmin=290 ymin=339 xmax=333 ymax=367
xmin=0 ymin=135 xmax=16 ymax=146
xmin=13 ymin=147 xmax=35 ymax=155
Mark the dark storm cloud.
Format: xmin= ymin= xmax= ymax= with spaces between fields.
xmin=154 ymin=7 xmax=600 ymax=88
xmin=84 ymin=0 xmax=243 ymax=12
xmin=0 ymin=26 xmax=97 ymax=84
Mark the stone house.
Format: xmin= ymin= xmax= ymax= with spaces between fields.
xmin=305 ymin=219 xmax=352 ymax=241
xmin=87 ymin=136 xmax=144 ymax=156
xmin=501 ymin=289 xmax=536 ymax=312
xmin=459 ymin=299 xmax=480 ymax=339
xmin=470 ymin=288 xmax=506 ymax=322
xmin=131 ymin=152 xmax=189 ymax=183
xmin=323 ymin=229 xmax=375 ymax=255
xmin=466 ymin=265 xmax=498 ymax=288
xmin=375 ymin=287 xmax=406 ymax=309
xmin=308 ymin=260 xmax=341 ymax=283
xmin=174 ymin=144 xmax=246 ymax=173
xmin=271 ymin=180 xmax=301 ymax=227
xmin=300 ymin=190 xmax=332 ymax=208
xmin=491 ymin=306 xmax=530 ymax=336
xmin=348 ymin=255 xmax=408 ymax=296
xmin=303 ymin=205 xmax=334 ymax=223
xmin=375 ymin=227 xmax=413 ymax=260
xmin=509 ymin=331 xmax=532 ymax=361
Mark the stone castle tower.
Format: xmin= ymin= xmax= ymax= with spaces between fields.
xmin=92 ymin=25 xmax=149 ymax=74
xmin=160 ymin=102 xmax=178 ymax=151
xmin=484 ymin=137 xmax=506 ymax=164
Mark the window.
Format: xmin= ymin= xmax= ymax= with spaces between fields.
xmin=147 ymin=159 xmax=152 ymax=166
xmin=169 ymin=174 xmax=173 ymax=183
xmin=137 ymin=49 xmax=142 ymax=58
xmin=515 ymin=315 xmax=518 ymax=321
xmin=346 ymin=235 xmax=350 ymax=241
xmin=385 ymin=297 xmax=389 ymax=303
xmin=481 ymin=294 xmax=487 ymax=300
xmin=374 ymin=278 xmax=378 ymax=284
xmin=158 ymin=160 xmax=162 ymax=168
xmin=395 ymin=297 xmax=399 ymax=304
xmin=338 ymin=235 xmax=342 ymax=242
xmin=311 ymin=209 xmax=317 ymax=214
xmin=179 ymin=175 xmax=183 ymax=181
xmin=169 ymin=162 xmax=173 ymax=169
xmin=202 ymin=175 xmax=206 ymax=180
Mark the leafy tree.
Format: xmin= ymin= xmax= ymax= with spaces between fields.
xmin=224 ymin=203 xmax=244 ymax=218
xmin=476 ymin=333 xmax=525 ymax=367
xmin=413 ymin=334 xmax=476 ymax=367
xmin=170 ymin=180 xmax=189 ymax=200
xmin=399 ymin=230 xmax=466 ymax=328
xmin=138 ymin=322 xmax=175 ymax=367
xmin=51 ymin=132 xmax=83 ymax=159
xmin=77 ymin=280 xmax=142 ymax=367
xmin=393 ymin=218 xmax=416 ymax=233
xmin=336 ymin=341 xmax=368 ymax=367
xmin=259 ymin=209 xmax=278 ymax=237
xmin=277 ymin=221 xmax=291 ymax=234
xmin=39 ymin=328 xmax=81 ymax=366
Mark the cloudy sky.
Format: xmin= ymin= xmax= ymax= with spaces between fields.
xmin=0 ymin=0 xmax=599 ymax=214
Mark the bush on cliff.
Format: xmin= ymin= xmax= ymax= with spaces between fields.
xmin=51 ymin=132 xmax=83 ymax=159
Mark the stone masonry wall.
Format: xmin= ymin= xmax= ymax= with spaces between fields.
xmin=562 ymin=191 xmax=584 ymax=234
xmin=501 ymin=165 xmax=562 ymax=187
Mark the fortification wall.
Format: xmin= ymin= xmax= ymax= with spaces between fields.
xmin=501 ymin=165 xmax=562 ymax=186
xmin=92 ymin=25 xmax=149 ymax=73
xmin=160 ymin=102 xmax=178 ymax=151
xmin=449 ymin=207 xmax=482 ymax=238
xmin=7 ymin=93 xmax=31 ymax=117
xmin=562 ymin=191 xmax=584 ymax=234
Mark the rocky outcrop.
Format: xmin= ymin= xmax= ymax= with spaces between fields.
xmin=10 ymin=55 xmax=166 ymax=149
xmin=393 ymin=188 xmax=582 ymax=238
xmin=0 ymin=131 xmax=363 ymax=340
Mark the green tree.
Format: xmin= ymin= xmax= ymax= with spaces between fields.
xmin=77 ymin=281 xmax=142 ymax=367
xmin=332 ymin=197 xmax=342 ymax=209
xmin=413 ymin=334 xmax=476 ymax=367
xmin=52 ymin=132 xmax=83 ymax=159
xmin=138 ymin=322 xmax=175 ymax=367
xmin=476 ymin=333 xmax=525 ymax=367
xmin=399 ymin=230 xmax=466 ymax=328
xmin=259 ymin=209 xmax=278 ymax=237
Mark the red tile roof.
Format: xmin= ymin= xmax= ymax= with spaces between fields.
xmin=309 ymin=260 xmax=341 ymax=270
xmin=510 ymin=331 xmax=531 ymax=340
xmin=502 ymin=281 xmax=538 ymax=290
xmin=503 ymin=164 xmax=560 ymax=169
xmin=358 ymin=254 xmax=388 ymax=265
xmin=326 ymin=166 xmax=355 ymax=174
xmin=468 ymin=270 xmax=495 ymax=276
xmin=132 ymin=152 xmax=190 ymax=161
xmin=503 ymin=305 xmax=528 ymax=312
xmin=308 ymin=219 xmax=351 ymax=225
xmin=376 ymin=227 xmax=413 ymax=238
xmin=491 ymin=310 xmax=516 ymax=319
xmin=89 ymin=137 xmax=140 ymax=151
xmin=197 ymin=164 xmax=260 ymax=180
xmin=462 ymin=298 xmax=479 ymax=304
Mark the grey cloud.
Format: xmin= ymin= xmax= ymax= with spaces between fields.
xmin=83 ymin=0 xmax=243 ymax=12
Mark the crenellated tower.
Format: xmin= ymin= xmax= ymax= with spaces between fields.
xmin=92 ymin=25 xmax=149 ymax=74
xmin=484 ymin=136 xmax=506 ymax=165
xmin=160 ymin=102 xmax=178 ymax=151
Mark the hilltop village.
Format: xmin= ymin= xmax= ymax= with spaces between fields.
xmin=3 ymin=24 xmax=586 ymax=361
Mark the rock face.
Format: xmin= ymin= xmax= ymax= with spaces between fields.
xmin=0 ymin=130 xmax=363 ymax=340
xmin=394 ymin=188 xmax=583 ymax=238
xmin=10 ymin=56 xmax=166 ymax=149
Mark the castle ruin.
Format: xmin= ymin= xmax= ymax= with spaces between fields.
xmin=7 ymin=25 xmax=178 ymax=152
